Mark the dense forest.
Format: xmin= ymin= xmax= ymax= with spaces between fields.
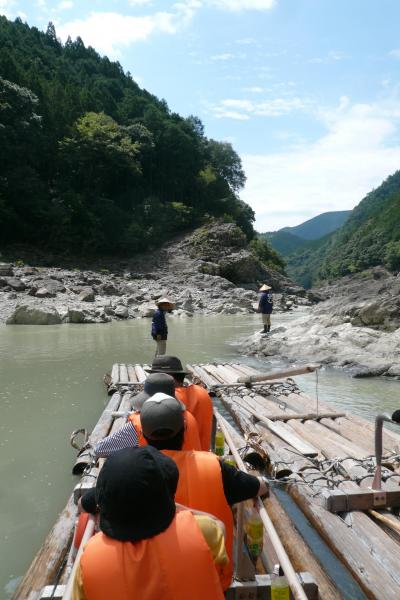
xmin=0 ymin=16 xmax=281 ymax=262
xmin=286 ymin=172 xmax=400 ymax=287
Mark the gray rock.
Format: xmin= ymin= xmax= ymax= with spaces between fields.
xmin=114 ymin=305 xmax=129 ymax=318
xmin=0 ymin=263 xmax=13 ymax=276
xmin=4 ymin=277 xmax=26 ymax=291
xmin=78 ymin=288 xmax=95 ymax=302
xmin=67 ymin=309 xmax=85 ymax=323
xmin=36 ymin=287 xmax=56 ymax=298
xmin=7 ymin=305 xmax=61 ymax=325
xmin=33 ymin=278 xmax=65 ymax=294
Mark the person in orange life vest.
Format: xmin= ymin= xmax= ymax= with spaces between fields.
xmin=139 ymin=396 xmax=269 ymax=590
xmin=73 ymin=446 xmax=227 ymax=600
xmin=146 ymin=355 xmax=213 ymax=451
xmin=94 ymin=373 xmax=201 ymax=458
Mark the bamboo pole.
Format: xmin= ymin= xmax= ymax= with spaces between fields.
xmin=236 ymin=365 xmax=320 ymax=385
xmin=214 ymin=410 xmax=308 ymax=600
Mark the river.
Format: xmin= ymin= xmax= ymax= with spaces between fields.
xmin=2 ymin=312 xmax=400 ymax=598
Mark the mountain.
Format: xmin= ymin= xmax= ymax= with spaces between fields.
xmin=280 ymin=210 xmax=351 ymax=240
xmin=261 ymin=210 xmax=351 ymax=258
xmin=286 ymin=171 xmax=400 ymax=287
xmin=0 ymin=17 xmax=257 ymax=259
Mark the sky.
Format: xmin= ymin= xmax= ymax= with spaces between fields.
xmin=2 ymin=0 xmax=400 ymax=232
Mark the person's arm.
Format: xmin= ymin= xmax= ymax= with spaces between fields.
xmin=194 ymin=515 xmax=229 ymax=567
xmin=176 ymin=503 xmax=226 ymax=538
xmin=220 ymin=461 xmax=268 ymax=505
xmin=71 ymin=562 xmax=88 ymax=600
xmin=94 ymin=422 xmax=138 ymax=458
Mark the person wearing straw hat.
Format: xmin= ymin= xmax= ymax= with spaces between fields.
xmin=151 ymin=296 xmax=174 ymax=356
xmin=258 ymin=284 xmax=273 ymax=334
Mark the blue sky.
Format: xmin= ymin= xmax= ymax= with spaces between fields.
xmin=2 ymin=0 xmax=400 ymax=231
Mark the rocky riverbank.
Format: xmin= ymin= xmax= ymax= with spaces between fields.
xmin=0 ymin=223 xmax=309 ymax=325
xmin=240 ymin=267 xmax=400 ymax=378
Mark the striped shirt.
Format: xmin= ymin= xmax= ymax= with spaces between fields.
xmin=95 ymin=422 xmax=139 ymax=457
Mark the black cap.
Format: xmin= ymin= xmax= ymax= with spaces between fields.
xmin=131 ymin=373 xmax=176 ymax=411
xmin=96 ymin=446 xmax=178 ymax=542
xmin=145 ymin=355 xmax=188 ymax=375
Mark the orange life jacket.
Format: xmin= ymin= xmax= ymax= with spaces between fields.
xmin=163 ymin=450 xmax=234 ymax=589
xmin=128 ymin=411 xmax=201 ymax=451
xmin=175 ymin=384 xmax=213 ymax=451
xmin=80 ymin=510 xmax=225 ymax=600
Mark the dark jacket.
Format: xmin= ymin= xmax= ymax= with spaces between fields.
xmin=258 ymin=291 xmax=273 ymax=314
xmin=151 ymin=308 xmax=168 ymax=340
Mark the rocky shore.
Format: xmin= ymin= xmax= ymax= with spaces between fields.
xmin=0 ymin=223 xmax=308 ymax=325
xmin=241 ymin=267 xmax=400 ymax=378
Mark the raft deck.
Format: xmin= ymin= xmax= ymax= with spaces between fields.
xmin=13 ymin=362 xmax=400 ymax=600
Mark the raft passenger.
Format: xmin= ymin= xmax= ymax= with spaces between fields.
xmin=146 ymin=355 xmax=213 ymax=450
xmin=94 ymin=373 xmax=202 ymax=456
xmin=73 ymin=447 xmax=227 ymax=600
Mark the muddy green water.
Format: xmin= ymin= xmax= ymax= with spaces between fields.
xmin=1 ymin=313 xmax=400 ymax=598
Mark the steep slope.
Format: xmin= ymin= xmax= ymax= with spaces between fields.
xmin=280 ymin=210 xmax=351 ymax=240
xmin=0 ymin=17 xmax=254 ymax=256
xmin=318 ymin=171 xmax=400 ymax=279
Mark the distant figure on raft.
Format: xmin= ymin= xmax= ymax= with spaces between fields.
xmin=151 ymin=297 xmax=174 ymax=356
xmin=258 ymin=284 xmax=273 ymax=333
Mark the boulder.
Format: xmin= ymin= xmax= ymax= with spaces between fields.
xmin=67 ymin=309 xmax=85 ymax=323
xmin=35 ymin=287 xmax=55 ymax=298
xmin=33 ymin=278 xmax=65 ymax=294
xmin=114 ymin=305 xmax=129 ymax=318
xmin=7 ymin=305 xmax=61 ymax=325
xmin=0 ymin=263 xmax=13 ymax=276
xmin=78 ymin=288 xmax=95 ymax=302
xmin=138 ymin=304 xmax=155 ymax=318
xmin=99 ymin=282 xmax=121 ymax=296
xmin=4 ymin=277 xmax=26 ymax=291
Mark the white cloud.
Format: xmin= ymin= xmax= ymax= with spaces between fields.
xmin=389 ymin=49 xmax=400 ymax=59
xmin=241 ymin=98 xmax=400 ymax=231
xmin=129 ymin=0 xmax=153 ymax=5
xmin=0 ymin=0 xmax=16 ymax=18
xmin=211 ymin=52 xmax=234 ymax=61
xmin=58 ymin=0 xmax=73 ymax=9
xmin=57 ymin=5 xmax=196 ymax=57
xmin=212 ymin=96 xmax=309 ymax=119
xmin=309 ymin=50 xmax=348 ymax=64
xmin=210 ymin=0 xmax=275 ymax=10
xmin=242 ymin=86 xmax=265 ymax=93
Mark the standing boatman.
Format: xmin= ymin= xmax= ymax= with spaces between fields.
xmin=151 ymin=296 xmax=174 ymax=356
xmin=257 ymin=284 xmax=273 ymax=334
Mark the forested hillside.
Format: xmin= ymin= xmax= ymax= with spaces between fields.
xmin=286 ymin=171 xmax=400 ymax=287
xmin=318 ymin=171 xmax=400 ymax=279
xmin=0 ymin=17 xmax=259 ymax=257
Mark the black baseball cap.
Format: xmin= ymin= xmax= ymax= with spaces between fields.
xmin=96 ymin=446 xmax=179 ymax=542
xmin=131 ymin=373 xmax=176 ymax=411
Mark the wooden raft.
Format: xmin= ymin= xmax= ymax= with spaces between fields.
xmin=188 ymin=362 xmax=400 ymax=600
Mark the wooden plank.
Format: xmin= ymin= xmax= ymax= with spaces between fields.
xmin=134 ymin=364 xmax=147 ymax=383
xmin=110 ymin=363 xmax=119 ymax=386
xmin=237 ymin=399 xmax=319 ymax=457
xmin=324 ymin=488 xmax=400 ymax=513
xmin=119 ymin=364 xmax=129 ymax=384
xmin=127 ymin=365 xmax=137 ymax=383
xmin=203 ymin=363 xmax=226 ymax=384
